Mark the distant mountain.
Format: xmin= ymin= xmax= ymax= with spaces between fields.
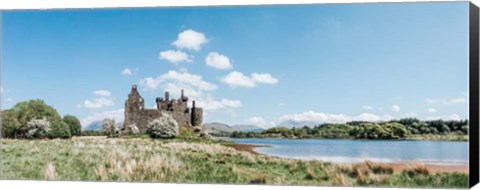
xmin=231 ymin=124 xmax=264 ymax=132
xmin=203 ymin=122 xmax=236 ymax=134
xmin=83 ymin=120 xmax=103 ymax=131
xmin=276 ymin=120 xmax=318 ymax=128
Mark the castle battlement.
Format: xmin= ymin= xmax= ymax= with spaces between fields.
xmin=123 ymin=85 xmax=203 ymax=134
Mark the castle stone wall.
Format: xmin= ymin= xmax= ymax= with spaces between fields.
xmin=123 ymin=85 xmax=203 ymax=135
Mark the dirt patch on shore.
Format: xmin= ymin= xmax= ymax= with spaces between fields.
xmin=227 ymin=144 xmax=269 ymax=155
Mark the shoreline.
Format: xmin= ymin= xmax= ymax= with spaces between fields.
xmin=223 ymin=136 xmax=468 ymax=142
xmin=229 ymin=142 xmax=469 ymax=174
xmin=226 ymin=143 xmax=270 ymax=155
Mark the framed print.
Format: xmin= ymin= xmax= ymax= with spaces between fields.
xmin=1 ymin=1 xmax=479 ymax=189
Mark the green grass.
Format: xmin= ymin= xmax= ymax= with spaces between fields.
xmin=0 ymin=137 xmax=468 ymax=188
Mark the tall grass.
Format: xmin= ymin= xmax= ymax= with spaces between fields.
xmin=0 ymin=138 xmax=468 ymax=188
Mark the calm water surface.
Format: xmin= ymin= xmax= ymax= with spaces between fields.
xmin=226 ymin=138 xmax=468 ymax=165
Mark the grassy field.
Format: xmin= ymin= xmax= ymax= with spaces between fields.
xmin=0 ymin=136 xmax=468 ymax=188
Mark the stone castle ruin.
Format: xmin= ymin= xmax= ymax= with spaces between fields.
xmin=123 ymin=85 xmax=203 ymax=134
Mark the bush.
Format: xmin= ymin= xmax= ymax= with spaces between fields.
xmin=2 ymin=99 xmax=62 ymax=138
xmin=146 ymin=113 xmax=179 ymax=138
xmin=48 ymin=121 xmax=72 ymax=139
xmin=103 ymin=118 xmax=120 ymax=138
xmin=26 ymin=118 xmax=50 ymax=139
xmin=1 ymin=109 xmax=21 ymax=138
xmin=129 ymin=124 xmax=139 ymax=134
xmin=62 ymin=115 xmax=82 ymax=136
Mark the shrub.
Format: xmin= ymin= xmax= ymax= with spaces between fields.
xmin=2 ymin=99 xmax=62 ymax=138
xmin=403 ymin=165 xmax=429 ymax=177
xmin=62 ymin=115 xmax=82 ymax=136
xmin=146 ymin=113 xmax=179 ymax=138
xmin=103 ymin=118 xmax=120 ymax=138
xmin=48 ymin=121 xmax=72 ymax=139
xmin=129 ymin=124 xmax=139 ymax=134
xmin=26 ymin=118 xmax=50 ymax=139
xmin=1 ymin=109 xmax=21 ymax=138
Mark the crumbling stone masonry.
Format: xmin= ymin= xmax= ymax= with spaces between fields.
xmin=123 ymin=85 xmax=203 ymax=134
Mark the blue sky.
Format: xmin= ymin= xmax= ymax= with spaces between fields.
xmin=2 ymin=2 xmax=470 ymax=128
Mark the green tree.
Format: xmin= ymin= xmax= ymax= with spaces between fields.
xmin=1 ymin=109 xmax=21 ymax=138
xmin=383 ymin=123 xmax=410 ymax=139
xmin=62 ymin=115 xmax=82 ymax=136
xmin=48 ymin=121 xmax=72 ymax=139
xmin=12 ymin=99 xmax=62 ymax=128
xmin=2 ymin=99 xmax=67 ymax=139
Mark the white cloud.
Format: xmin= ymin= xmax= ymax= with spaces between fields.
xmin=220 ymin=71 xmax=279 ymax=88
xmin=93 ymin=90 xmax=111 ymax=97
xmin=81 ymin=109 xmax=124 ymax=128
xmin=139 ymin=70 xmax=240 ymax=112
xmin=220 ymin=99 xmax=242 ymax=108
xmin=279 ymin=111 xmax=394 ymax=124
xmin=362 ymin=105 xmax=373 ymax=110
xmin=221 ymin=71 xmax=255 ymax=87
xmin=404 ymin=112 xmax=418 ymax=117
xmin=0 ymin=87 xmax=3 ymax=94
xmin=427 ymin=108 xmax=437 ymax=113
xmin=140 ymin=70 xmax=217 ymax=92
xmin=246 ymin=117 xmax=274 ymax=128
xmin=205 ymin=52 xmax=233 ymax=70
xmin=172 ymin=29 xmax=208 ymax=51
xmin=251 ymin=73 xmax=278 ymax=84
xmin=392 ymin=105 xmax=400 ymax=112
xmin=426 ymin=97 xmax=466 ymax=105
xmin=194 ymin=95 xmax=242 ymax=111
xmin=121 ymin=68 xmax=133 ymax=76
xmin=425 ymin=114 xmax=461 ymax=121
xmin=84 ymin=98 xmax=114 ymax=109
xmin=159 ymin=50 xmax=193 ymax=64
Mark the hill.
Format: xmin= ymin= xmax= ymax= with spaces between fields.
xmin=83 ymin=120 xmax=103 ymax=131
xmin=276 ymin=120 xmax=318 ymax=128
xmin=231 ymin=124 xmax=264 ymax=132
xmin=203 ymin=122 xmax=236 ymax=136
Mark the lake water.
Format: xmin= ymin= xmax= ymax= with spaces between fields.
xmin=226 ymin=138 xmax=469 ymax=165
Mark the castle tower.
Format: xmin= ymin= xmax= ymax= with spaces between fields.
xmin=191 ymin=101 xmax=203 ymax=126
xmin=124 ymin=85 xmax=145 ymax=130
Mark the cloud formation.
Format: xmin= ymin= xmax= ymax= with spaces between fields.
xmin=194 ymin=95 xmax=242 ymax=111
xmin=427 ymin=108 xmax=437 ymax=113
xmin=205 ymin=52 xmax=233 ymax=70
xmin=221 ymin=71 xmax=278 ymax=88
xmin=82 ymin=90 xmax=115 ymax=109
xmin=172 ymin=29 xmax=208 ymax=51
xmin=140 ymin=70 xmax=217 ymax=92
xmin=121 ymin=68 xmax=132 ymax=76
xmin=81 ymin=109 xmax=124 ymax=128
xmin=140 ymin=70 xmax=240 ymax=111
xmin=425 ymin=114 xmax=461 ymax=121
xmin=159 ymin=50 xmax=193 ymax=64
xmin=246 ymin=117 xmax=274 ymax=128
xmin=392 ymin=105 xmax=400 ymax=112
xmin=84 ymin=98 xmax=114 ymax=109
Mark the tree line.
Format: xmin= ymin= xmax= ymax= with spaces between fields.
xmin=230 ymin=118 xmax=468 ymax=140
xmin=1 ymin=99 xmax=82 ymax=139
